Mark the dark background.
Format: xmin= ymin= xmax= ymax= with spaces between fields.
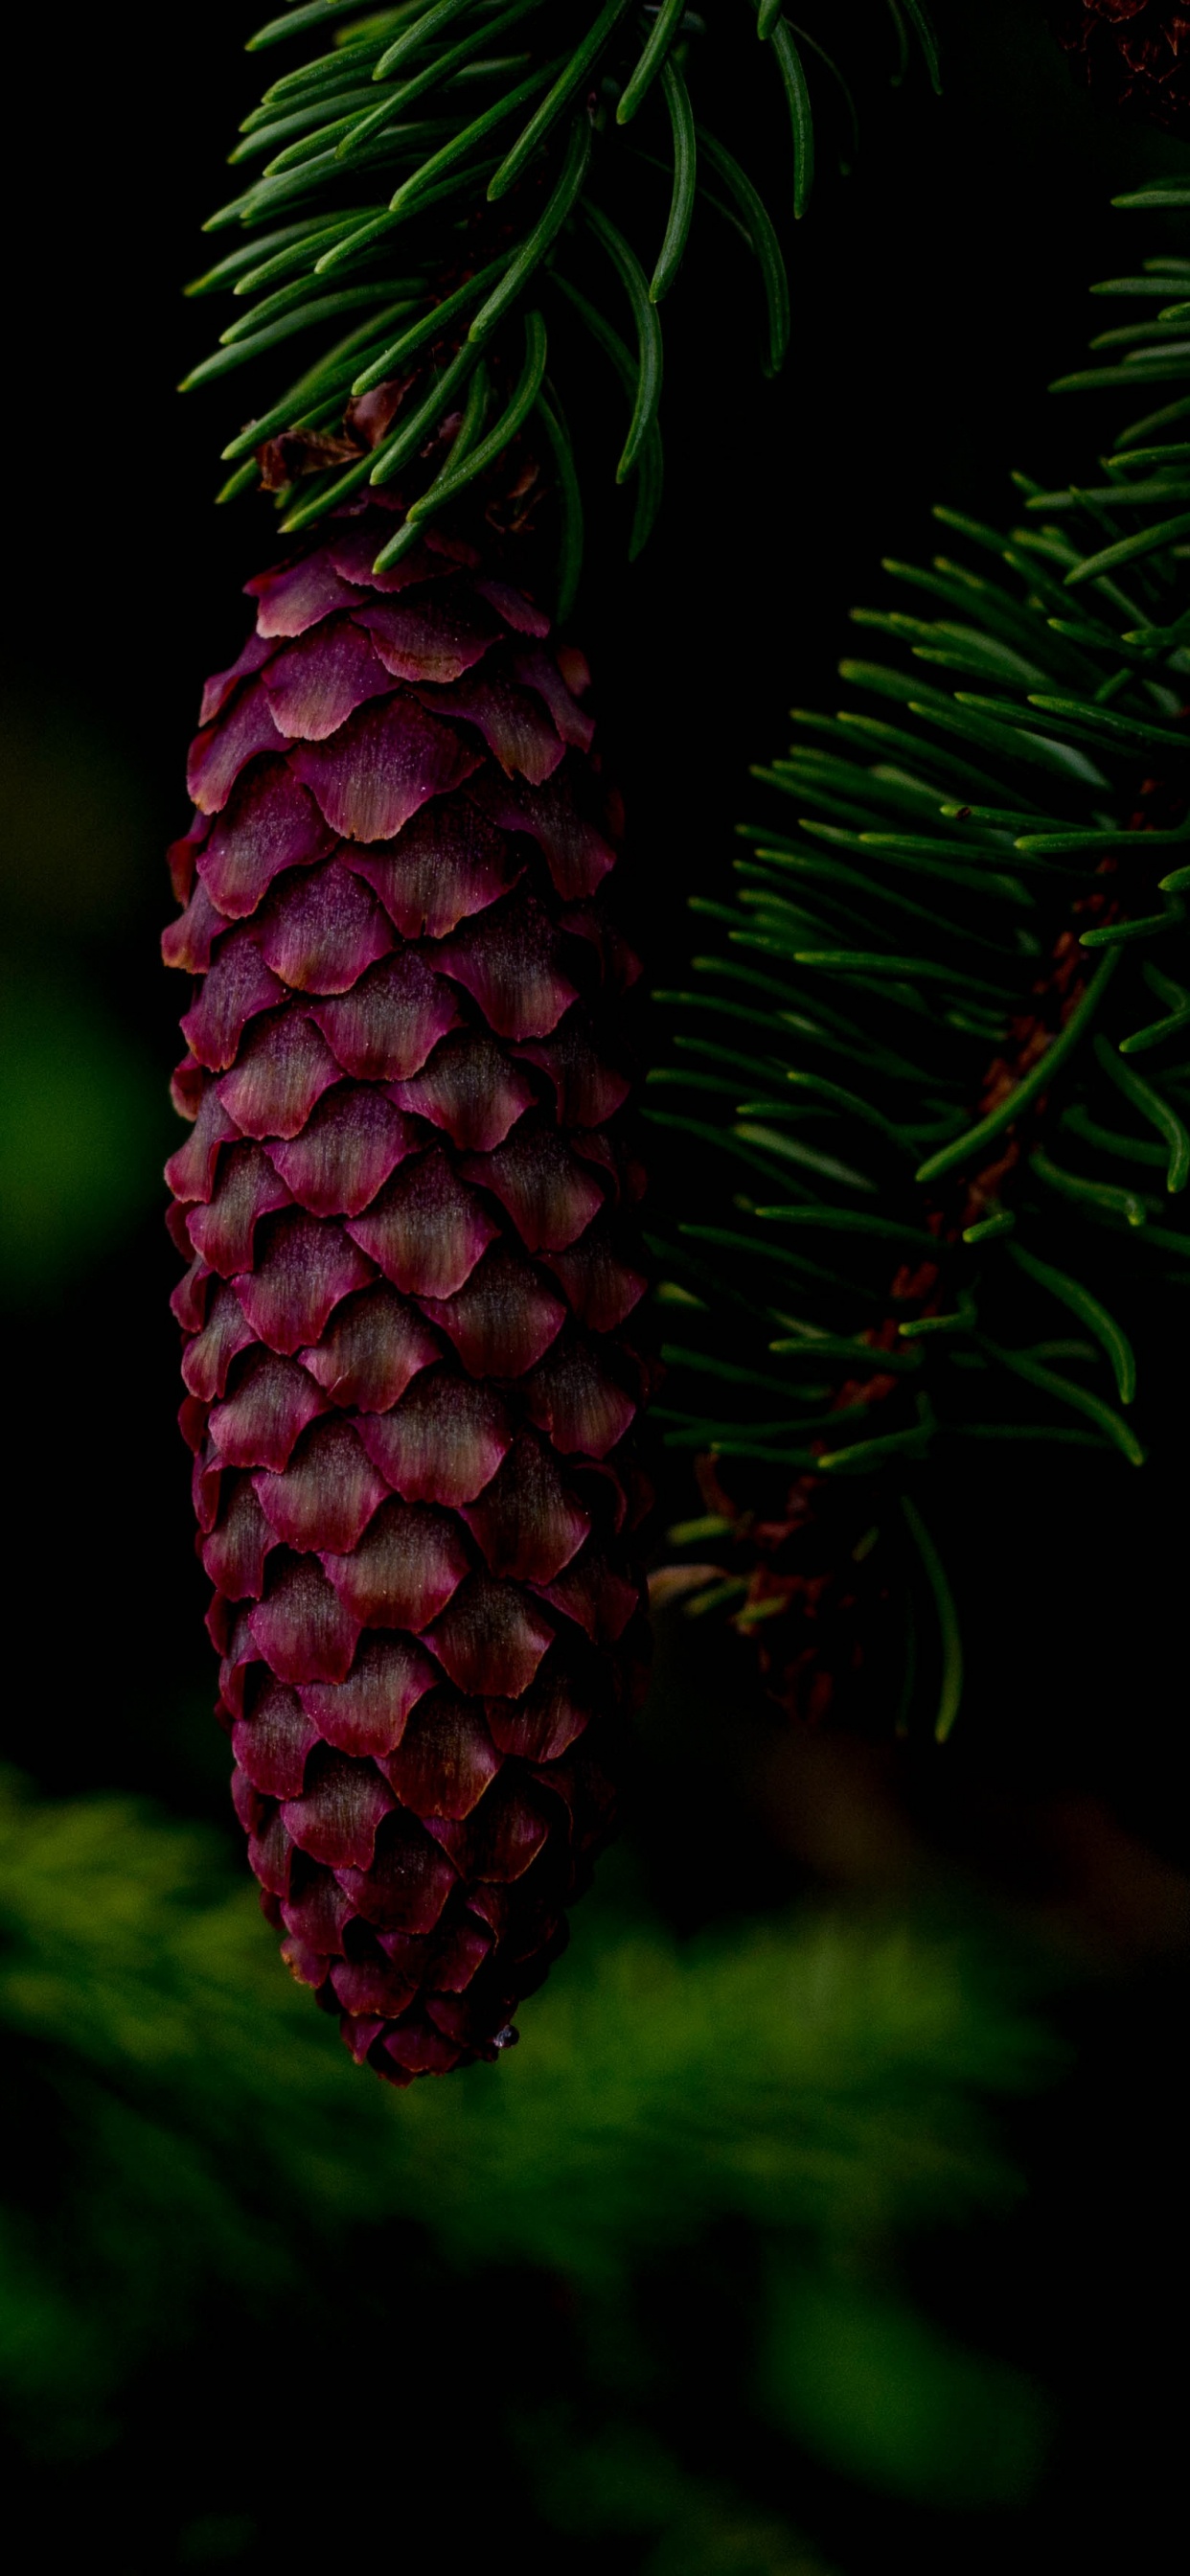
xmin=4 ymin=0 xmax=1187 ymax=1825
xmin=0 ymin=5 xmax=1186 ymax=2569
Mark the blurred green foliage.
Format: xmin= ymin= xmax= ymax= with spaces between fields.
xmin=524 ymin=2413 xmax=839 ymax=2573
xmin=0 ymin=703 xmax=147 ymax=936
xmin=0 ymin=693 xmax=165 ymax=1302
xmin=760 ymin=2271 xmax=1046 ymax=2507
xmin=0 ymin=1769 xmax=1055 ymax=2563
xmin=0 ymin=971 xmax=161 ymax=1294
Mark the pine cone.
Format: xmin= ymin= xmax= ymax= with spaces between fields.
xmin=164 ymin=506 xmax=649 ymax=2083
xmin=1050 ymin=1 xmax=1190 ymax=131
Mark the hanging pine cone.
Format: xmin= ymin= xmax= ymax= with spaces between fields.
xmin=1050 ymin=1 xmax=1190 ymax=131
xmin=164 ymin=502 xmax=650 ymax=2083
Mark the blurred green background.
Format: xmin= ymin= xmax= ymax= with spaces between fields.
xmin=1 ymin=3 xmax=1187 ymax=2568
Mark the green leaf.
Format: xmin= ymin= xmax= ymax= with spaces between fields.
xmin=181 ymin=287 xmax=415 ymax=387
xmin=1025 ymin=476 xmax=1190 ymax=510
xmin=348 ymin=252 xmax=506 ymax=390
xmin=901 ymin=1498 xmax=962 ymax=1741
xmin=246 ymin=0 xmax=389 ymax=55
xmin=1119 ymin=960 xmax=1190 ymax=1056
xmin=852 ymin=605 xmax=1047 ymax=689
xmin=488 ymin=0 xmax=634 ymax=200
xmin=374 ymin=0 xmax=477 ymax=83
xmin=900 ymin=0 xmax=942 ymax=92
xmin=783 ymin=827 xmax=1030 ymax=923
xmin=1029 ymin=1142 xmax=1151 ymax=1230
xmin=818 ymin=1421 xmax=933 ymax=1473
xmin=922 ymin=696 xmax=1110 ymax=785
xmin=1001 ymin=532 xmax=1142 ymax=633
xmin=534 ymin=383 xmax=584 ymax=620
xmin=1018 ymin=691 xmax=1190 ymax=754
xmin=261 ymin=29 xmax=401 ymax=106
xmin=1052 ymin=361 xmax=1190 ymax=395
xmin=333 ymin=0 xmax=539 ymax=153
xmin=665 ymin=1512 xmax=735 ymax=1544
xmin=753 ymin=1206 xmax=939 ymax=1248
xmin=1119 ymin=1002 xmax=1190 ymax=1055
xmin=231 ymin=215 xmax=388 ymax=293
xmin=400 ymin=307 xmax=548 ymax=534
xmin=886 ymin=553 xmax=1080 ymax=667
xmin=1079 ymin=905 xmax=1184 ymax=951
xmin=1114 ymin=394 xmax=1190 ymax=448
xmin=186 ymin=216 xmax=355 ymax=294
xmin=241 ymin=87 xmax=391 ymax=171
xmin=883 ymin=0 xmax=911 ymax=81
xmin=216 ymin=457 xmax=263 ymax=503
xmin=203 ymin=124 xmax=441 ymax=232
xmin=650 ymin=58 xmax=697 ymax=305
xmin=366 ymin=332 xmax=482 ymax=484
xmin=279 ymin=334 xmax=479 ymax=530
xmin=617 ymin=0 xmax=686 ymax=124
xmin=962 ymin=1208 xmax=1013 ymax=1244
xmin=219 ymin=307 xmax=418 ymax=459
xmin=840 ymin=660 xmax=1090 ymax=782
xmin=1061 ymin=1105 xmax=1165 ymax=1167
xmin=582 ymin=203 xmax=664 ymax=480
xmin=785 ymin=28 xmax=859 ymax=174
xmin=793 ymin=950 xmax=1014 ymax=1000
xmin=549 ymin=273 xmax=664 ymax=553
xmin=982 ymin=1339 xmax=1144 ymax=1466
xmin=835 ymin=710 xmax=1030 ymax=806
xmin=914 ymin=951 xmax=1118 ymax=1186
xmin=660 ymin=1345 xmax=807 ymax=1399
xmin=1111 ymin=184 xmax=1190 ymax=210
xmin=695 ymin=127 xmax=790 ymax=377
xmin=749 ymin=1065 xmax=911 ymax=1147
xmin=857 ymin=834 xmax=1032 ymax=904
xmin=314 ymin=204 xmax=414 ymax=271
xmin=734 ymin=1122 xmax=878 ymax=1192
xmin=388 ymin=57 xmax=562 ymax=211
xmin=469 ymin=111 xmax=591 ymax=340
xmin=682 ymin=1576 xmax=750 ymax=1615
xmin=769 ymin=1331 xmax=922 ymax=1374
xmin=767 ymin=20 xmax=814 ymax=219
xmin=939 ymin=798 xmax=1068 ymax=834
xmin=369 ymin=352 xmax=490 ymax=566
xmin=1094 ymin=1032 xmax=1190 ymax=1191
xmin=930 ymin=503 xmax=1007 ymax=558
xmin=898 ymin=1296 xmax=977 ymax=1340
xmin=1005 ymin=1240 xmax=1135 ymax=1404
xmin=1015 ymin=818 xmax=1185 ymax=855
xmin=218 ymin=266 xmax=420 ymax=344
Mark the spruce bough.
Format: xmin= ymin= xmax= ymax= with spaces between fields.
xmin=652 ymin=185 xmax=1190 ymax=1741
xmin=167 ymin=1 xmax=938 ymax=2079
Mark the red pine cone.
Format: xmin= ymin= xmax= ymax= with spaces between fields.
xmin=1050 ymin=1 xmax=1190 ymax=130
xmin=164 ymin=507 xmax=650 ymax=2083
